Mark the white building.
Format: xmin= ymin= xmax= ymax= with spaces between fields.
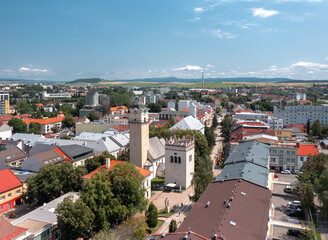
xmin=0 ymin=123 xmax=12 ymax=139
xmin=288 ymin=93 xmax=306 ymax=101
xmin=267 ymin=116 xmax=284 ymax=130
xmin=274 ymin=105 xmax=328 ymax=127
xmin=170 ymin=115 xmax=205 ymax=134
xmin=178 ymin=100 xmax=198 ymax=111
xmin=164 ymin=136 xmax=195 ymax=189
xmin=234 ymin=112 xmax=269 ymax=121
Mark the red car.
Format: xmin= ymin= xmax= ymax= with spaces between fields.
xmin=274 ymin=174 xmax=278 ymax=178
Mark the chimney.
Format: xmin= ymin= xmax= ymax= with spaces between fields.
xmin=106 ymin=158 xmax=111 ymax=169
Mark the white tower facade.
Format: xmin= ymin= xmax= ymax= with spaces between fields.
xmin=165 ymin=136 xmax=195 ymax=189
xmin=129 ymin=106 xmax=149 ymax=169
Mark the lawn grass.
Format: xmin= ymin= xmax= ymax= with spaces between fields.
xmin=150 ymin=220 xmax=165 ymax=234
xmin=158 ymin=209 xmax=175 ymax=218
xmin=151 ymin=177 xmax=165 ymax=185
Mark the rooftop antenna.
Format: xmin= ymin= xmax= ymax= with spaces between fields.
xmin=202 ymin=72 xmax=204 ymax=89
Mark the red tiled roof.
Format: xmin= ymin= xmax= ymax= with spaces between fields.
xmin=0 ymin=169 xmax=22 ymax=193
xmin=111 ymin=125 xmax=130 ymax=132
xmin=83 ymin=160 xmax=152 ymax=179
xmin=297 ymin=144 xmax=319 ymax=156
xmin=0 ymin=218 xmax=27 ymax=240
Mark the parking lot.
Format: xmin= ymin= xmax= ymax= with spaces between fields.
xmin=272 ymin=173 xmax=304 ymax=239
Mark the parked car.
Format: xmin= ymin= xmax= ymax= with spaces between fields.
xmin=281 ymin=170 xmax=291 ymax=174
xmin=284 ymin=185 xmax=292 ymax=193
xmin=287 ymin=229 xmax=301 ymax=236
xmin=274 ymin=174 xmax=278 ymax=178
xmin=287 ymin=208 xmax=303 ymax=217
xmin=287 ymin=200 xmax=302 ymax=210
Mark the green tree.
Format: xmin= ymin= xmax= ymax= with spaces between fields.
xmin=147 ymin=103 xmax=162 ymax=113
xmin=55 ymin=196 xmax=94 ymax=240
xmin=145 ymin=203 xmax=158 ymax=229
xmin=306 ymin=119 xmax=311 ymax=135
xmin=28 ymin=122 xmax=41 ymax=134
xmin=212 ymin=115 xmax=218 ymax=128
xmin=81 ymin=171 xmax=128 ymax=230
xmin=167 ymin=116 xmax=175 ymax=128
xmin=205 ymin=125 xmax=215 ymax=148
xmin=62 ymin=116 xmax=76 ymax=129
xmin=109 ymin=163 xmax=148 ymax=215
xmin=298 ymin=183 xmax=314 ymax=209
xmin=8 ymin=118 xmax=27 ymax=133
xmin=300 ymin=153 xmax=328 ymax=185
xmin=88 ymin=112 xmax=99 ymax=122
xmin=314 ymin=166 xmax=328 ymax=216
xmin=169 ymin=219 xmax=177 ymax=233
xmin=23 ymin=162 xmax=86 ymax=205
xmin=311 ymin=119 xmax=322 ymax=137
xmin=221 ymin=115 xmax=232 ymax=142
xmin=191 ymin=155 xmax=213 ymax=202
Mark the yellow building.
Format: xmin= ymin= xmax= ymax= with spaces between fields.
xmin=0 ymin=169 xmax=23 ymax=213
xmin=274 ymin=130 xmax=292 ymax=140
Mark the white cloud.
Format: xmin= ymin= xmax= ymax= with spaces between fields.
xmin=252 ymin=8 xmax=279 ymax=18
xmin=210 ymin=29 xmax=237 ymax=39
xmin=206 ymin=64 xmax=215 ymax=68
xmin=325 ymin=57 xmax=328 ymax=62
xmin=189 ymin=17 xmax=201 ymax=22
xmin=194 ymin=7 xmax=205 ymax=13
xmin=172 ymin=65 xmax=203 ymax=71
xmin=19 ymin=67 xmax=48 ymax=73
xmin=291 ymin=61 xmax=328 ymax=70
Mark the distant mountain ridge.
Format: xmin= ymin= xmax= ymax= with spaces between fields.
xmin=67 ymin=77 xmax=328 ymax=84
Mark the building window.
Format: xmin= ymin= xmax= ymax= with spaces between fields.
xmin=16 ymin=190 xmax=20 ymax=195
xmin=174 ymin=156 xmax=177 ymax=163
xmin=170 ymin=156 xmax=173 ymax=163
xmin=0 ymin=196 xmax=5 ymax=201
xmin=189 ymin=155 xmax=192 ymax=162
xmin=178 ymin=157 xmax=181 ymax=164
xmin=8 ymin=193 xmax=11 ymax=198
xmin=300 ymin=157 xmax=304 ymax=161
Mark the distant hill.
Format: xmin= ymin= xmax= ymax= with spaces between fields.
xmin=68 ymin=78 xmax=104 ymax=84
xmin=68 ymin=77 xmax=297 ymax=84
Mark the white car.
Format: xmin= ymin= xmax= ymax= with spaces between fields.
xmin=287 ymin=200 xmax=302 ymax=209
xmin=281 ymin=170 xmax=291 ymax=174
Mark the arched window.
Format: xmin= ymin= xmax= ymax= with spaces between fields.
xmin=178 ymin=157 xmax=181 ymax=164
xmin=175 ymin=156 xmax=177 ymax=163
xmin=171 ymin=156 xmax=173 ymax=163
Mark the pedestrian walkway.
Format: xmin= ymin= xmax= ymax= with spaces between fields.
xmin=156 ymin=195 xmax=193 ymax=234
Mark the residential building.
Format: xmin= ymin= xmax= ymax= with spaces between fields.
xmin=267 ymin=116 xmax=283 ymax=130
xmin=170 ymin=115 xmax=205 ymax=134
xmin=234 ymin=111 xmax=269 ymax=121
xmin=216 ymin=141 xmax=270 ymax=188
xmin=83 ymin=159 xmax=152 ymax=199
xmin=159 ymin=110 xmax=190 ymax=120
xmin=10 ymin=133 xmax=45 ymax=152
xmin=109 ymin=105 xmax=128 ymax=116
xmin=59 ymin=144 xmax=94 ymax=167
xmin=0 ymin=169 xmax=23 ymax=213
xmin=0 ymin=147 xmax=27 ymax=167
xmin=0 ymin=218 xmax=27 ymax=239
xmin=274 ymin=105 xmax=328 ymax=127
xmin=147 ymin=179 xmax=270 ymax=240
xmin=274 ymin=129 xmax=292 ymax=141
xmin=85 ymin=89 xmax=99 ymax=106
xmin=0 ymin=122 xmax=12 ymax=139
xmin=22 ymin=111 xmax=65 ymax=134
xmin=288 ymin=93 xmax=306 ymax=101
xmin=270 ymin=143 xmax=298 ymax=172
xmin=297 ymin=143 xmax=319 ymax=170
xmin=0 ymin=91 xmax=9 ymax=115
xmin=20 ymin=148 xmax=69 ymax=172
xmin=11 ymin=192 xmax=79 ymax=240
xmin=164 ymin=136 xmax=195 ymax=189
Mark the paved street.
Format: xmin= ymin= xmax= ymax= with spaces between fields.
xmin=211 ymin=124 xmax=223 ymax=178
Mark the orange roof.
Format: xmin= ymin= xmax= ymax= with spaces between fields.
xmin=111 ymin=125 xmax=130 ymax=132
xmin=83 ymin=160 xmax=152 ymax=179
xmin=22 ymin=116 xmax=65 ymax=125
xmin=0 ymin=169 xmax=22 ymax=193
xmin=36 ymin=103 xmax=44 ymax=107
xmin=53 ymin=147 xmax=72 ymax=162
xmin=297 ymin=144 xmax=319 ymax=156
xmin=181 ymin=109 xmax=189 ymax=112
xmin=110 ymin=106 xmax=128 ymax=111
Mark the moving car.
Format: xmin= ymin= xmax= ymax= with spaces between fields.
xmin=281 ymin=170 xmax=291 ymax=174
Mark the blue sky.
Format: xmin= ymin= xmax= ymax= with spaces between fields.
xmin=0 ymin=0 xmax=327 ymax=81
